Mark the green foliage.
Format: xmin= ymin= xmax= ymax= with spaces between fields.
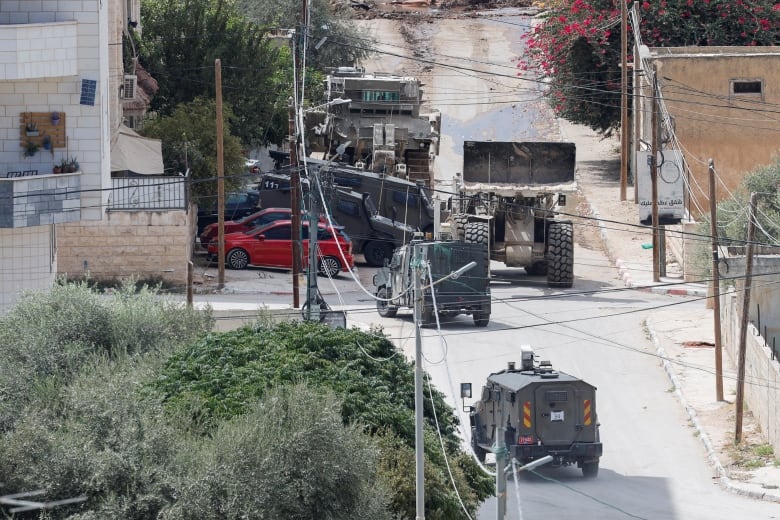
xmin=691 ymin=156 xmax=780 ymax=280
xmin=524 ymin=0 xmax=780 ymax=134
xmin=140 ymin=97 xmax=246 ymax=201
xmin=158 ymin=384 xmax=393 ymax=520
xmin=237 ymin=0 xmax=374 ymax=69
xmin=139 ymin=0 xmax=282 ymax=147
xmin=0 ymin=279 xmax=212 ymax=432
xmin=0 ymin=358 xmax=183 ymax=519
xmin=156 ymin=321 xmax=493 ymax=518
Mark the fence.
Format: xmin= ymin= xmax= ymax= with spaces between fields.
xmin=108 ymin=176 xmax=188 ymax=211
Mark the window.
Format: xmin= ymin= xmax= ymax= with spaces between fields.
xmin=337 ymin=199 xmax=360 ymax=217
xmin=731 ymin=79 xmax=763 ymax=97
xmin=263 ymin=224 xmax=291 ymax=240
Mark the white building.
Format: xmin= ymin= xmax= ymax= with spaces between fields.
xmin=0 ymin=1 xmax=185 ymax=312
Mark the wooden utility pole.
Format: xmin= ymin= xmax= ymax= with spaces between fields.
xmin=289 ymin=96 xmax=301 ymax=309
xmin=633 ymin=4 xmax=641 ymax=203
xmin=215 ymin=59 xmax=225 ymax=289
xmin=735 ymin=192 xmax=757 ymax=443
xmin=650 ymin=67 xmax=660 ymax=282
xmin=620 ymin=0 xmax=628 ymax=201
xmin=709 ymin=159 xmax=724 ymax=402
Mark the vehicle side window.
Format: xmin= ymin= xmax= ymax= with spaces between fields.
xmin=393 ymin=191 xmax=417 ymax=206
xmin=264 ymin=225 xmax=291 ymax=239
xmin=254 ymin=212 xmax=286 ymax=227
xmin=317 ymin=229 xmax=333 ymax=241
xmin=337 ymin=199 xmax=360 ymax=217
xmin=226 ymin=194 xmax=245 ymax=206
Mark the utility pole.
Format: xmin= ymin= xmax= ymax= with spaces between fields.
xmin=620 ymin=0 xmax=628 ymax=201
xmin=650 ymin=67 xmax=660 ymax=282
xmin=306 ymin=172 xmax=321 ymax=321
xmin=735 ymin=192 xmax=757 ymax=443
xmin=215 ymin=59 xmax=225 ymax=289
xmin=632 ymin=3 xmax=641 ymax=203
xmin=413 ymin=241 xmax=426 ymax=520
xmin=709 ymin=159 xmax=724 ymax=402
xmin=289 ymin=96 xmax=301 ymax=309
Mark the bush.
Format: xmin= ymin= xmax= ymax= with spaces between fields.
xmin=159 ymin=384 xmax=393 ymax=520
xmin=0 ymin=279 xmax=213 ymax=432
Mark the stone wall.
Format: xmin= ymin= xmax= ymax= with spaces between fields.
xmin=58 ymin=207 xmax=196 ymax=288
xmin=722 ymin=289 xmax=780 ymax=456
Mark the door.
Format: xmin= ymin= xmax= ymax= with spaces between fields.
xmin=534 ymin=384 xmax=578 ymax=445
xmin=250 ymin=222 xmax=293 ymax=268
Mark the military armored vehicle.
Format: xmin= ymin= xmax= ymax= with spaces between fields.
xmin=372 ymin=236 xmax=491 ymax=327
xmin=256 ymin=173 xmax=416 ymax=266
xmin=465 ymin=346 xmax=601 ymax=477
xmin=448 ymin=141 xmax=577 ymax=288
xmin=258 ymin=162 xmax=435 ymax=233
xmin=310 ymin=67 xmax=441 ymax=187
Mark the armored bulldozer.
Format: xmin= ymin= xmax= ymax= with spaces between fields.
xmin=448 ymin=141 xmax=577 ymax=288
xmin=372 ymin=236 xmax=491 ymax=327
xmin=465 ymin=346 xmax=602 ymax=477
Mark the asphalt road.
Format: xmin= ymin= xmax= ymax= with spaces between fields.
xmin=351 ymin=9 xmax=780 ymax=520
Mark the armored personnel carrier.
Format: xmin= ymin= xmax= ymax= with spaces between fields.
xmin=466 ymin=346 xmax=602 ymax=477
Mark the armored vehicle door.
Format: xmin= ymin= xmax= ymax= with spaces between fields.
xmin=533 ymin=383 xmax=581 ymax=445
xmin=390 ymin=246 xmax=412 ymax=306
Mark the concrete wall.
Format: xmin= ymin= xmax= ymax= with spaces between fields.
xmin=722 ymin=289 xmax=780 ymax=455
xmin=57 ymin=207 xmax=196 ymax=287
xmin=645 ymin=47 xmax=780 ymax=220
xmin=0 ymin=225 xmax=56 ymax=312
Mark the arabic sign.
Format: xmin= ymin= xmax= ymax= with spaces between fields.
xmin=637 ymin=150 xmax=685 ymax=225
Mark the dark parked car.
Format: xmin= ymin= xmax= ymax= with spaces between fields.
xmin=196 ymin=190 xmax=260 ymax=235
xmin=207 ymin=220 xmax=354 ymax=277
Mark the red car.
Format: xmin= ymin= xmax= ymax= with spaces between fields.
xmin=200 ymin=207 xmax=298 ymax=248
xmin=207 ymin=220 xmax=354 ymax=277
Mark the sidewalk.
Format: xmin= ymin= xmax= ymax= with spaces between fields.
xmin=562 ymin=118 xmax=780 ymax=502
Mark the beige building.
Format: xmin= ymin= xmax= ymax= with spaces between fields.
xmin=0 ymin=1 xmax=193 ymax=313
xmin=637 ymin=47 xmax=780 ymax=218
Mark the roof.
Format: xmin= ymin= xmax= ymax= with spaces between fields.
xmin=488 ymin=369 xmax=591 ymax=392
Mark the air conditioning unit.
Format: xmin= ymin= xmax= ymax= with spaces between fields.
xmin=123 ymin=75 xmax=137 ymax=99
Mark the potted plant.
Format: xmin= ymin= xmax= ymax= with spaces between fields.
xmin=51 ymin=111 xmax=60 ymax=125
xmin=25 ymin=122 xmax=39 ymax=136
xmin=23 ymin=140 xmax=40 ymax=157
xmin=42 ymin=135 xmax=52 ymax=151
xmin=65 ymin=156 xmax=80 ymax=173
xmin=52 ymin=163 xmax=62 ymax=174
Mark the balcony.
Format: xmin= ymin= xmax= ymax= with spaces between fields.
xmin=0 ymin=172 xmax=81 ymax=228
xmin=0 ymin=21 xmax=78 ymax=80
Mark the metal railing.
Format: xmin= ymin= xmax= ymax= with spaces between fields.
xmin=108 ymin=176 xmax=188 ymax=210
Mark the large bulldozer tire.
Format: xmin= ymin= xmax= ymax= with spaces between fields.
xmin=547 ymin=221 xmax=574 ymax=288
xmin=451 ymin=213 xmax=469 ymax=241
xmin=464 ymin=221 xmax=489 ymax=245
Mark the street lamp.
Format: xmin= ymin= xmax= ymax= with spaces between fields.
xmin=413 ymin=241 xmax=476 ymax=519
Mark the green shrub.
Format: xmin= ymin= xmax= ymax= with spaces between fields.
xmin=159 ymin=384 xmax=393 ymax=520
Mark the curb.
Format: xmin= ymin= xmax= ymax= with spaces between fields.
xmin=647 ymin=317 xmax=780 ymax=503
xmin=585 ymin=199 xmax=707 ymax=297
